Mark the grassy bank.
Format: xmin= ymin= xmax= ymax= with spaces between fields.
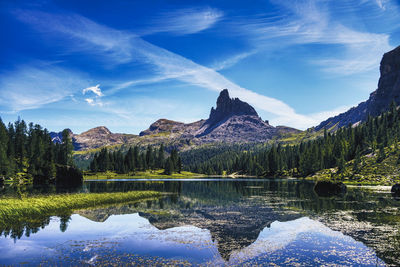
xmin=0 ymin=191 xmax=161 ymax=227
xmin=309 ymin=144 xmax=400 ymax=186
xmin=84 ymin=170 xmax=205 ymax=180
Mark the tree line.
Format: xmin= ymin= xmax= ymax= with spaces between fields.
xmin=89 ymin=144 xmax=182 ymax=174
xmin=0 ymin=117 xmax=75 ymax=184
xmin=183 ymin=102 xmax=400 ymax=177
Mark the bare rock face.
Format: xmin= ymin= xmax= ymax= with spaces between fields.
xmin=316 ymin=45 xmax=400 ymax=131
xmin=207 ymin=89 xmax=258 ymax=127
xmin=195 ymin=89 xmax=275 ymax=142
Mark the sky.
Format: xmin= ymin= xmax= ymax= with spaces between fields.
xmin=1 ymin=0 xmax=400 ymax=134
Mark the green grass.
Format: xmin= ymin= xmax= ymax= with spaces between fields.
xmin=84 ymin=170 xmax=205 ymax=180
xmin=310 ymin=143 xmax=400 ymax=185
xmin=0 ymin=191 xmax=161 ymax=228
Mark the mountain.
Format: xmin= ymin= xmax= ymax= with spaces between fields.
xmin=316 ymin=45 xmax=400 ymax=131
xmin=140 ymin=89 xmax=300 ymax=144
xmin=194 ymin=89 xmax=276 ymax=142
xmin=50 ymin=126 xmax=137 ymax=151
xmin=54 ymin=89 xmax=300 ymax=151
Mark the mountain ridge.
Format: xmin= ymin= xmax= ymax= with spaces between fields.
xmin=53 ymin=89 xmax=300 ymax=151
xmin=316 ymin=45 xmax=400 ymax=131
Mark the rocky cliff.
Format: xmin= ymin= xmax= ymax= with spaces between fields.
xmin=316 ymin=45 xmax=400 ymax=131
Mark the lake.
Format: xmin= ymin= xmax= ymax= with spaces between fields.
xmin=0 ymin=178 xmax=399 ymax=266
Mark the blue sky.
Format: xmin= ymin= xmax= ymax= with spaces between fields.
xmin=1 ymin=0 xmax=399 ymax=134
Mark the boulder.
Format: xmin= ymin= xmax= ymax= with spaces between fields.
xmin=314 ymin=181 xmax=347 ymax=197
xmin=391 ymin=183 xmax=400 ymax=197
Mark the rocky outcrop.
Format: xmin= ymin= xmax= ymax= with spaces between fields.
xmin=207 ymin=89 xmax=258 ymax=127
xmin=316 ymin=45 xmax=400 ymax=131
xmin=391 ymin=183 xmax=400 ymax=197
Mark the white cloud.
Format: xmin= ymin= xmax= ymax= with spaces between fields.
xmin=85 ymin=98 xmax=94 ymax=105
xmin=0 ymin=65 xmax=89 ymax=111
xmin=83 ymin=84 xmax=103 ymax=96
xmin=143 ymin=7 xmax=223 ymax=36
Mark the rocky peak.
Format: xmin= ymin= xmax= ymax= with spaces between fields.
xmin=208 ymin=89 xmax=258 ymax=126
xmin=81 ymin=126 xmax=112 ymax=136
xmin=139 ymin=119 xmax=185 ymax=136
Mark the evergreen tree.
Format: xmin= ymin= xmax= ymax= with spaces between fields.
xmin=0 ymin=118 xmax=9 ymax=177
xmin=61 ymin=129 xmax=74 ymax=166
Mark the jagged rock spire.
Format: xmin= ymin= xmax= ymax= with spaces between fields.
xmin=208 ymin=89 xmax=258 ymax=126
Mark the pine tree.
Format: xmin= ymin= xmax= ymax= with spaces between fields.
xmin=61 ymin=129 xmax=74 ymax=166
xmin=157 ymin=144 xmax=165 ymax=169
xmin=164 ymin=158 xmax=173 ymax=175
xmin=0 ymin=118 xmax=9 ymax=177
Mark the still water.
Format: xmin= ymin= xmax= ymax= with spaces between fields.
xmin=1 ymin=178 xmax=399 ymax=266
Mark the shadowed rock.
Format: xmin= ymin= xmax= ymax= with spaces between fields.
xmin=391 ymin=183 xmax=400 ymax=197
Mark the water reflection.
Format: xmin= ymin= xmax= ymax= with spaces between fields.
xmin=0 ymin=179 xmax=399 ymax=266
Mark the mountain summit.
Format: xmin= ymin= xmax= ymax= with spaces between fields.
xmin=208 ymin=89 xmax=258 ymax=126
xmin=195 ymin=89 xmax=274 ymax=139
xmin=316 ymin=45 xmax=400 ymax=130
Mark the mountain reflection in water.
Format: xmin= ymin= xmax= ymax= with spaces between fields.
xmin=0 ymin=179 xmax=398 ymax=266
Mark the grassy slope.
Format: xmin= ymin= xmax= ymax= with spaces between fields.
xmin=310 ymin=144 xmax=400 ymax=185
xmin=0 ymin=191 xmax=161 ymax=227
xmin=84 ymin=170 xmax=205 ymax=180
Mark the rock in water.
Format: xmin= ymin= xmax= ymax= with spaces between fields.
xmin=314 ymin=181 xmax=347 ymax=197
xmin=391 ymin=183 xmax=400 ymax=197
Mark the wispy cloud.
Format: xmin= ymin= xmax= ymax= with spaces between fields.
xmin=229 ymin=0 xmax=393 ymax=75
xmin=14 ymin=10 xmax=134 ymax=64
xmin=12 ymin=7 xmax=385 ymax=129
xmin=142 ymin=7 xmax=223 ymax=36
xmin=0 ymin=65 xmax=89 ymax=111
xmin=211 ymin=51 xmax=256 ymax=71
